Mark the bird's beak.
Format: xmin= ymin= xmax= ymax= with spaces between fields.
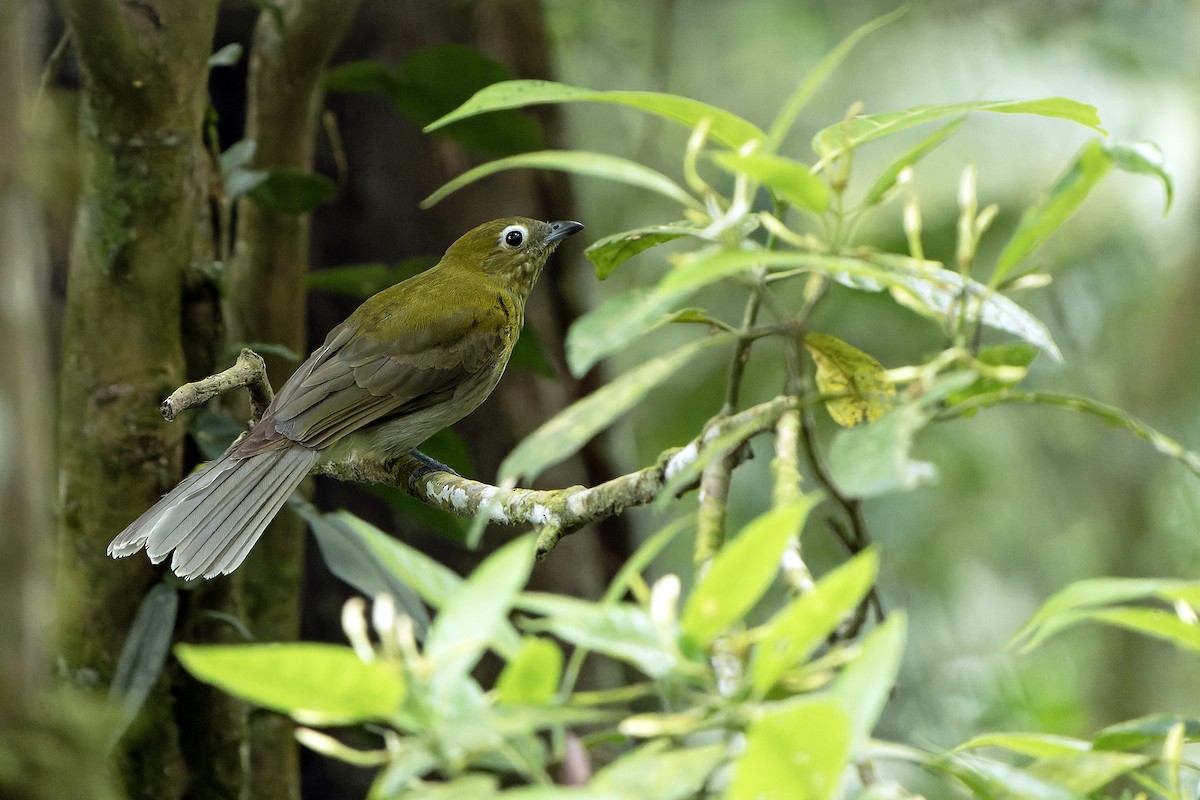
xmin=545 ymin=220 xmax=585 ymax=244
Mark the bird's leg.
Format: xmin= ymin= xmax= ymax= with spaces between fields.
xmin=405 ymin=449 xmax=461 ymax=479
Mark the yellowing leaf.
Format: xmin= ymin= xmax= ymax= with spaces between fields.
xmin=805 ymin=332 xmax=894 ymax=426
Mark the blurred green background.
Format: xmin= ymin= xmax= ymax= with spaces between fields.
xmin=542 ymin=0 xmax=1200 ymax=756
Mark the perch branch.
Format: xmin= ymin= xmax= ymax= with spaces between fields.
xmin=158 ymin=350 xmax=803 ymax=558
xmin=161 ymin=348 xmax=273 ymax=424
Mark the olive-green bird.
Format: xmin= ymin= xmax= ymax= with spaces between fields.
xmin=108 ymin=217 xmax=583 ymax=580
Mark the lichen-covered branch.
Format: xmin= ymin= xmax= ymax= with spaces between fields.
xmin=168 ymin=352 xmax=801 ymax=560
xmin=161 ymin=348 xmax=272 ymax=423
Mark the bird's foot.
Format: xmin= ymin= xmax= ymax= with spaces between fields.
xmin=407 ymin=449 xmax=461 ymax=479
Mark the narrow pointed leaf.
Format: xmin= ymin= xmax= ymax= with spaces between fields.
xmin=681 ymin=499 xmax=816 ymax=648
xmin=566 ymin=286 xmax=693 ymax=376
xmin=765 ymin=6 xmax=907 ymax=152
xmin=1028 ymin=751 xmax=1151 ymax=793
xmin=813 ymin=97 xmax=1103 ymax=160
xmin=992 ymin=139 xmax=1112 ymax=285
xmin=425 ymin=534 xmax=536 ymax=681
xmin=729 ymin=697 xmax=850 ymax=800
xmin=994 ymin=138 xmax=1175 ymax=285
xmin=176 ymin=643 xmax=404 ymax=725
xmin=1105 ymin=140 xmax=1173 ymax=212
xmin=501 ymin=335 xmax=729 ymax=483
xmin=862 ymin=118 xmax=965 ymax=206
xmin=948 ymin=391 xmax=1200 ymax=479
xmin=592 ymin=743 xmax=726 ymax=800
xmin=426 ymin=80 xmax=764 ymax=149
xmin=518 ymin=593 xmax=678 ymax=678
xmin=585 ymin=223 xmax=702 ymax=279
xmin=108 ymin=583 xmax=179 ymax=746
xmin=299 ymin=501 xmax=432 ymax=637
xmin=712 ymin=151 xmax=829 ymax=213
xmin=955 ymin=732 xmax=1090 ymax=759
xmin=751 ymin=549 xmax=879 ymax=697
xmin=832 ymin=613 xmax=907 ymax=756
xmin=421 ymin=150 xmax=698 ymax=210
xmin=1093 ymin=714 xmax=1200 ymax=751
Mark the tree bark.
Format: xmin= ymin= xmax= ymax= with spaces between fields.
xmin=54 ymin=1 xmax=220 ymax=796
xmin=0 ymin=4 xmax=121 ymax=799
xmin=222 ymin=2 xmax=360 ymax=798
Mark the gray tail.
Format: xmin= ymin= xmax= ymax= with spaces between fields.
xmin=107 ymin=446 xmax=316 ymax=580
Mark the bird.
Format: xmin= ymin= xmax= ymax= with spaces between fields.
xmin=108 ymin=217 xmax=584 ymax=580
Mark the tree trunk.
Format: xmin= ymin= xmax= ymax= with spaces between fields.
xmin=54 ymin=1 xmax=220 ymax=795
xmin=223 ymin=3 xmax=360 ymax=799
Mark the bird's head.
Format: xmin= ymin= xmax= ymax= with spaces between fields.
xmin=448 ymin=217 xmax=585 ymax=293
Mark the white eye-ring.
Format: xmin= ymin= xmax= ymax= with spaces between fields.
xmin=501 ymin=224 xmax=528 ymax=249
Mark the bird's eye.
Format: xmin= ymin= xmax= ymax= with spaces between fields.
xmin=501 ymin=225 xmax=527 ymax=248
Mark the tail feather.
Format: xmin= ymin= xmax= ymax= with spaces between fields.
xmin=108 ymin=446 xmax=317 ymax=579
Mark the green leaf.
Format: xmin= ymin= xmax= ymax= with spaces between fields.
xmin=108 ymin=583 xmax=179 ymax=747
xmin=426 ymin=80 xmax=765 ymax=149
xmin=518 ymin=593 xmax=678 ymax=678
xmin=945 ymin=343 xmax=1038 ymax=405
xmin=765 ymin=6 xmax=907 ymax=153
xmin=176 ymin=642 xmax=404 ymax=725
xmin=949 ymin=754 xmax=1082 ymax=800
xmin=994 ymin=138 xmax=1175 ymax=284
xmin=248 ymin=168 xmax=336 ymax=214
xmin=1049 ymin=607 xmax=1200 ymax=653
xmin=832 ymin=613 xmax=906 ymax=756
xmin=711 ymin=151 xmax=829 ymax=213
xmin=828 ymin=403 xmax=936 ymax=497
xmin=327 ymin=46 xmax=542 ymax=156
xmin=305 ymin=257 xmax=435 ymax=296
xmin=947 ymin=391 xmax=1200 ymax=480
xmin=425 ymin=534 xmax=536 ymax=683
xmin=585 ymin=223 xmax=701 ymax=279
xmin=1105 ymin=140 xmax=1173 ymax=212
xmin=805 ymin=332 xmax=895 ymax=427
xmin=420 ymin=150 xmax=698 ymax=210
xmin=867 ymin=252 xmax=1063 ymax=361
xmin=728 ymin=697 xmax=850 ymax=800
xmin=500 ymin=335 xmax=729 ymax=483
xmin=813 ymin=97 xmax=1104 ymax=160
xmin=681 ymin=499 xmax=816 ymax=649
xmin=314 ymin=507 xmax=461 ymax=606
xmin=954 ymin=732 xmax=1091 ymax=759
xmin=992 ymin=139 xmax=1112 ymax=285
xmin=1012 ymin=576 xmax=1200 ymax=649
xmin=862 ymin=118 xmax=966 ymax=206
xmin=592 ymin=742 xmax=726 ymax=800
xmin=495 ymin=637 xmax=562 ymax=706
xmin=1092 ymin=714 xmax=1200 ymax=751
xmin=1027 ymin=751 xmax=1151 ymax=793
xmin=295 ymin=501 xmax=432 ymax=636
xmin=751 ymin=549 xmax=879 ymax=697
xmin=565 ymin=286 xmax=694 ymax=376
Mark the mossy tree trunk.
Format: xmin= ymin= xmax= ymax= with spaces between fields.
xmin=0 ymin=3 xmax=121 ymax=799
xmin=54 ymin=1 xmax=220 ymax=796
xmin=223 ymin=3 xmax=360 ymax=798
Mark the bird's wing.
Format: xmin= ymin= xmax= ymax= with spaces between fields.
xmin=234 ymin=301 xmax=509 ymax=454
